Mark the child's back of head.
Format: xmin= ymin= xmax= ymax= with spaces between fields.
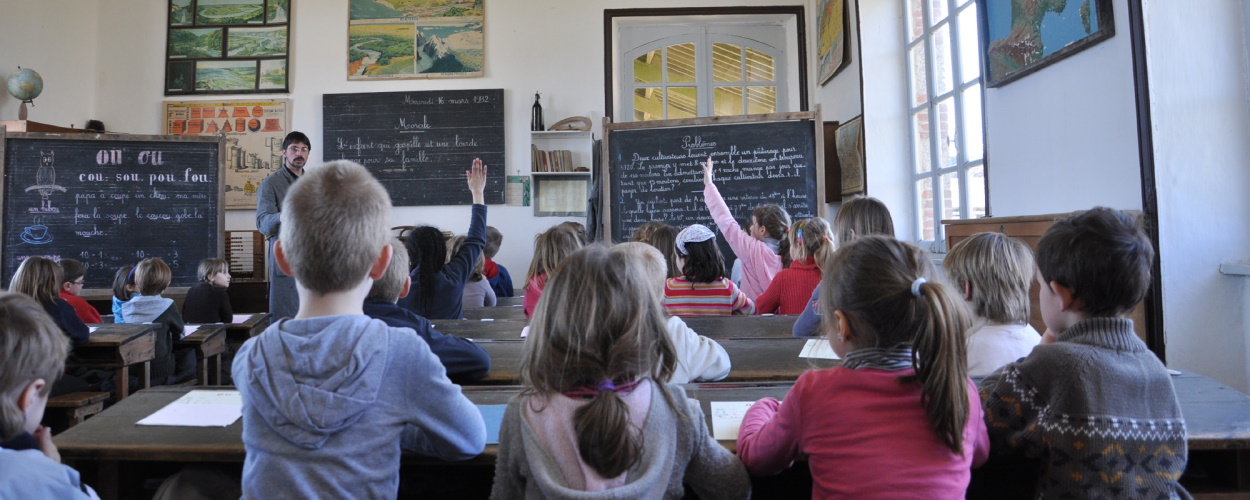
xmin=367 ymin=238 xmax=410 ymax=303
xmin=134 ymin=258 xmax=172 ymax=296
xmin=112 ymin=266 xmax=135 ymax=301
xmin=1036 ymin=207 xmax=1153 ymax=317
xmin=943 ymin=232 xmax=1034 ymax=324
xmin=675 ymin=224 xmax=725 ymax=283
xmin=8 ymin=257 xmax=60 ymax=303
xmin=611 ymin=242 xmax=667 ymax=296
xmin=525 ymin=225 xmax=582 ymax=286
xmin=0 ymin=292 xmax=69 ymax=441
xmin=833 ymin=196 xmax=895 ymax=247
xmin=630 ymin=221 xmax=680 ymax=278
xmin=484 ymin=226 xmax=503 ymax=259
xmin=752 ymin=204 xmax=792 ymax=266
xmin=788 ymin=217 xmax=835 ymax=267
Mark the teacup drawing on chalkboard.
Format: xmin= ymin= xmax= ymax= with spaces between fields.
xmin=24 ymin=151 xmax=66 ymax=213
xmin=21 ymin=223 xmax=52 ymax=245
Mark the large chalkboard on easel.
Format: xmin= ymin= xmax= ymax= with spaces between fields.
xmin=603 ymin=112 xmax=824 ymax=258
xmin=322 ymin=89 xmax=504 ymax=206
xmin=1 ymin=131 xmax=223 ymax=289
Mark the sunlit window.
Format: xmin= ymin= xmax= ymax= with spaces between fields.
xmin=627 ymin=34 xmax=782 ymax=121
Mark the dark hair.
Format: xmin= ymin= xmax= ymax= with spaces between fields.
xmin=112 ymin=265 xmax=135 ymax=301
xmin=281 ymin=131 xmax=311 ymax=151
xmin=1036 ymin=207 xmax=1154 ymax=317
xmin=681 ymin=239 xmax=726 ymax=283
xmin=484 ymin=226 xmax=503 ymax=259
xmin=752 ymin=204 xmax=792 ymax=267
xmin=630 ymin=222 xmax=680 ymax=278
xmin=405 ymin=226 xmax=448 ymax=311
xmin=824 ymin=236 xmax=972 ymax=454
xmin=558 ymin=221 xmax=590 ymax=245
xmin=58 ymin=259 xmax=87 ymax=285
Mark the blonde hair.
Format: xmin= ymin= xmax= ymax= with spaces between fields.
xmin=135 ymin=258 xmax=172 ymax=296
xmin=281 ymin=161 xmax=392 ymax=294
xmin=198 ymin=258 xmax=229 ymax=283
xmin=610 ymin=242 xmax=667 ymax=295
xmin=788 ymin=217 xmax=836 ymax=269
xmin=8 ymin=256 xmax=60 ymax=303
xmin=0 ymin=293 xmax=69 ymax=441
xmin=524 ymin=225 xmax=582 ymax=289
xmin=833 ymin=196 xmax=895 ymax=247
xmin=630 ymin=222 xmax=680 ymax=278
xmin=943 ymin=232 xmax=1034 ymax=324
xmin=367 ymin=238 xmax=410 ymax=302
xmin=521 ymin=246 xmax=677 ymax=478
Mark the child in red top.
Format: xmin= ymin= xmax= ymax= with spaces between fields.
xmin=56 ymin=259 xmax=101 ymax=324
xmin=522 ymin=225 xmax=582 ymax=319
xmin=754 ymin=218 xmax=835 ymax=315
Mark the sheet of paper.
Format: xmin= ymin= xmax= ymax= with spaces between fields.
xmin=182 ymin=324 xmax=202 ymax=338
xmin=137 ymin=390 xmax=243 ymax=427
xmin=89 ymin=326 xmax=99 ymax=333
xmin=232 ymin=314 xmax=254 ymax=324
xmin=799 ymin=339 xmax=840 ymax=359
xmin=520 ymin=326 xmax=529 ymax=338
xmin=710 ymin=401 xmax=757 ymax=440
xmin=477 ymin=404 xmax=507 ymax=445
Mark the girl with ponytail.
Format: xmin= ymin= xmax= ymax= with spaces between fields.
xmin=754 ymin=217 xmax=835 ymax=314
xmin=737 ymin=236 xmax=989 ymax=498
xmin=491 ymin=246 xmax=748 ymax=499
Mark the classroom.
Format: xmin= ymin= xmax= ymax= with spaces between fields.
xmin=1 ymin=0 xmax=1248 ymax=498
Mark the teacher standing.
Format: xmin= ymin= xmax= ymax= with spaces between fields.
xmin=256 ymin=131 xmax=309 ymax=319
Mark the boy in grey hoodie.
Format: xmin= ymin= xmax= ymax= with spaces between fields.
xmin=233 ymin=160 xmax=487 ymax=499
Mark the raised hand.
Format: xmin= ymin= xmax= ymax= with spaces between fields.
xmin=466 ymin=158 xmax=487 ymax=205
xmin=703 ymin=156 xmax=715 ymax=185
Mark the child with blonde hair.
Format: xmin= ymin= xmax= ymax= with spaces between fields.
xmin=522 ymin=225 xmax=582 ymax=319
xmin=491 ymin=246 xmax=748 ymax=498
xmin=755 ymin=217 xmax=836 ymax=314
xmin=943 ymin=232 xmax=1040 ymax=376
xmin=9 ymin=256 xmax=88 ymax=346
xmin=663 ymin=224 xmax=754 ymax=316
xmin=738 ymin=236 xmax=988 ymax=497
xmin=182 ymin=258 xmax=233 ymax=324
xmin=121 ymin=257 xmax=185 ymax=385
xmin=702 ymin=157 xmax=791 ymax=300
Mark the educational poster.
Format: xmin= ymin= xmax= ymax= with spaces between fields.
xmin=816 ymin=0 xmax=848 ymax=84
xmin=347 ymin=0 xmax=484 ymax=80
xmin=165 ymin=0 xmax=291 ymax=95
xmin=163 ymin=99 xmax=290 ymax=209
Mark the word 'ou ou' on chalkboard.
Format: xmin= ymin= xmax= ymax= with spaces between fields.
xmin=1 ymin=131 xmax=224 ymax=289
xmin=322 ymin=89 xmax=505 ymax=207
xmin=603 ymin=111 xmax=826 ymax=268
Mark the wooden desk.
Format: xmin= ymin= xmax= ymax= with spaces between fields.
xmin=71 ymin=324 xmax=158 ymax=401
xmin=226 ymin=313 xmax=272 ymax=344
xmin=462 ymin=305 xmax=526 ymax=320
xmin=173 ymin=325 xmax=227 ymax=385
xmin=433 ymin=315 xmax=801 ymax=341
xmin=495 ymin=296 xmax=524 ymax=307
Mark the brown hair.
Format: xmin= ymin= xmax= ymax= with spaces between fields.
xmin=822 ymin=236 xmax=972 ymax=454
xmin=484 ymin=226 xmax=503 ymax=259
xmin=558 ymin=221 xmax=590 ymax=245
xmin=943 ymin=232 xmax=1034 ymax=324
xmin=367 ymin=238 xmax=410 ymax=302
xmin=630 ymin=222 xmax=680 ymax=278
xmin=135 ymin=258 xmax=172 ymax=296
xmin=197 ymin=258 xmax=229 ymax=284
xmin=524 ymin=225 xmax=583 ymax=289
xmin=0 ymin=293 xmax=70 ymax=441
xmin=610 ymin=242 xmax=667 ymax=296
xmin=788 ymin=217 xmax=836 ymax=269
xmin=112 ymin=265 xmax=136 ymax=302
xmin=1036 ymin=207 xmax=1154 ymax=317
xmin=521 ymin=246 xmax=676 ymax=478
xmin=752 ymin=204 xmax=792 ymax=267
xmin=58 ymin=258 xmax=87 ymax=285
xmin=833 ymin=196 xmax=895 ymax=247
xmin=8 ymin=256 xmax=60 ymax=303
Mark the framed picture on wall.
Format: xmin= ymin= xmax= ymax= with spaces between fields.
xmin=165 ymin=0 xmax=291 ymax=95
xmin=835 ymin=115 xmax=864 ymax=196
xmin=816 ymin=0 xmax=849 ymax=85
xmin=347 ymin=0 xmax=484 ymax=80
xmin=977 ymin=0 xmax=1115 ymax=87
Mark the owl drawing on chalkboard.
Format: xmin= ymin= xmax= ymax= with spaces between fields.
xmin=25 ymin=150 xmax=66 ymax=212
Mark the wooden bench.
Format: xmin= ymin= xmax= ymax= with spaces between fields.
xmin=46 ymin=392 xmax=110 ymax=428
xmin=173 ymin=325 xmax=228 ymax=386
xmin=462 ymin=305 xmax=526 ymax=320
xmin=432 ymin=314 xmax=801 ymax=341
xmin=71 ymin=324 xmax=158 ymax=401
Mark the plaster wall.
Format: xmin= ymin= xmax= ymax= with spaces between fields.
xmin=0 ymin=1 xmax=100 ymax=129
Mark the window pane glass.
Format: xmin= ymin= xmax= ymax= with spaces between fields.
xmin=909 ymin=43 xmax=928 ymax=106
xmin=712 ymin=43 xmax=741 ymax=82
xmin=666 ymin=43 xmax=696 ymax=83
xmin=912 ymin=109 xmax=932 ymax=174
xmin=918 ymin=177 xmax=935 ymax=240
xmin=714 ymin=87 xmax=743 ymax=116
xmin=633 ymin=49 xmax=662 ymax=84
xmin=957 ymin=5 xmax=981 ymax=84
xmin=940 ymin=171 xmax=962 ymax=221
xmin=932 ymin=23 xmax=954 ymax=96
xmin=906 ymin=0 xmax=925 ymax=42
xmin=967 ymin=165 xmax=987 ymax=218
xmin=962 ymin=84 xmax=983 ymax=161
xmin=935 ymin=96 xmax=957 ymax=168
xmin=633 ymin=87 xmax=663 ymax=121
xmin=928 ymin=0 xmax=949 ymax=26
xmin=746 ymin=86 xmax=777 ymax=114
xmin=745 ymin=47 xmax=774 ymax=82
xmin=667 ymin=87 xmax=697 ymax=119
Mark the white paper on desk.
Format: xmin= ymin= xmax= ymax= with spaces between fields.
xmin=799 ymin=339 xmax=840 ymax=359
xmin=89 ymin=326 xmax=99 ymax=333
xmin=710 ymin=401 xmax=757 ymax=440
xmin=137 ymin=390 xmax=243 ymax=427
xmin=231 ymin=314 xmax=254 ymax=324
xmin=182 ymin=324 xmax=202 ymax=338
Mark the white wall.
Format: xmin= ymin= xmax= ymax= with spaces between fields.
xmin=1144 ymin=0 xmax=1250 ymax=393
xmin=0 ymin=1 xmax=100 ymax=128
xmin=855 ymin=0 xmax=913 ymax=241
xmin=813 ymin=0 xmax=862 ymax=125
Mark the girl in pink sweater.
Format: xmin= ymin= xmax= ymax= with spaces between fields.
xmin=754 ymin=217 xmax=835 ymax=315
xmin=522 ymin=225 xmax=582 ymax=318
xmin=702 ymin=157 xmax=791 ymax=301
xmin=738 ymin=236 xmax=989 ymax=499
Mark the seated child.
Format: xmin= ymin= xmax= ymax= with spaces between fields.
xmin=793 ymin=196 xmax=895 ymax=337
xmin=363 ymin=238 xmax=491 ymax=383
xmin=0 ymin=293 xmax=98 ymax=498
xmin=663 ymin=224 xmax=754 ymax=316
xmin=462 ymin=252 xmax=497 ymax=308
xmin=702 ymin=157 xmax=791 ymax=300
xmin=182 ymin=258 xmax=233 ymax=324
xmin=755 ymin=218 xmax=835 ymax=315
xmin=738 ymin=236 xmax=988 ymax=497
xmin=630 ymin=221 xmax=681 ymax=278
xmin=558 ymin=220 xmax=590 ymax=245
xmin=234 ymin=160 xmax=485 ymax=498
xmin=522 ymin=225 xmax=583 ymax=319
xmin=110 ymin=265 xmax=136 ymax=323
xmin=942 ymin=232 xmax=1040 ymax=376
xmin=9 ymin=256 xmax=88 ymax=346
xmin=611 ymin=242 xmax=731 ymax=383
xmin=483 ymin=226 xmax=514 ymax=297
xmin=491 ymin=246 xmax=749 ymax=498
xmin=121 ymin=258 xmax=185 ymax=386
xmin=56 ymin=259 xmax=101 ymax=324
xmin=978 ymin=207 xmax=1188 ymax=498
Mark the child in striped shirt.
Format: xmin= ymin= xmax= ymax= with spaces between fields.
xmin=663 ymin=224 xmax=754 ymax=316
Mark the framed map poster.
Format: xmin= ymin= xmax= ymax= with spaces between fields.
xmin=348 ymin=0 xmax=484 ymax=80
xmin=163 ymin=99 xmax=290 ymax=209
xmin=977 ymin=0 xmax=1115 ymax=87
xmin=166 ymin=0 xmax=291 ymax=95
xmin=816 ymin=0 xmax=849 ymax=85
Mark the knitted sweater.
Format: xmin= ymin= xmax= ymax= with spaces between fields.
xmin=704 ymin=182 xmax=782 ymax=300
xmin=754 ymin=257 xmax=821 ymax=315
xmin=977 ymin=318 xmax=1190 ymax=499
xmin=663 ymin=276 xmax=754 ymax=316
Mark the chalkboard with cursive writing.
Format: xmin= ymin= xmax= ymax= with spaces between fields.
xmin=603 ymin=112 xmax=825 ymax=262
xmin=322 ymin=89 xmax=505 ymax=206
xmin=0 ymin=131 xmax=224 ymax=289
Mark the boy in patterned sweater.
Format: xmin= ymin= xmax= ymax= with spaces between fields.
xmin=978 ymin=207 xmax=1189 ymax=499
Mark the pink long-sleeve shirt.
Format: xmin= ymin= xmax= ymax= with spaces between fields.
xmin=703 ymin=183 xmax=783 ymax=301
xmin=737 ymin=367 xmax=989 ymax=499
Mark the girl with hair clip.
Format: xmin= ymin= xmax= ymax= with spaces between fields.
xmin=662 ymin=224 xmax=754 ymax=316
xmin=738 ymin=236 xmax=988 ymax=498
xmin=521 ymin=225 xmax=582 ymax=319
xmin=702 ymin=156 xmax=791 ymax=301
xmin=754 ymin=217 xmax=836 ymax=315
xmin=490 ymin=246 xmax=749 ymax=499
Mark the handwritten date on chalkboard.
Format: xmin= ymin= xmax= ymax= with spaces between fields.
xmin=323 ymin=89 xmax=505 ymax=207
xmin=2 ymin=134 xmax=223 ymax=289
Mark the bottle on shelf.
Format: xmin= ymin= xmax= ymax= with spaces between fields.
xmin=531 ymin=92 xmax=544 ymax=131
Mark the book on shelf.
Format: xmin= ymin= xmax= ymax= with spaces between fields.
xmin=530 ymin=147 xmax=576 ymax=173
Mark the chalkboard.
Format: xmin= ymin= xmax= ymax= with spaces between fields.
xmin=1 ymin=131 xmax=224 ymax=289
xmin=323 ymin=89 xmax=505 ymax=206
xmin=603 ymin=112 xmax=825 ymax=263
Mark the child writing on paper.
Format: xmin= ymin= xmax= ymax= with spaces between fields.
xmin=793 ymin=196 xmax=895 ymax=337
xmin=703 ymin=156 xmax=791 ymax=301
xmin=737 ymin=236 xmax=988 ymax=498
xmin=182 ymin=258 xmax=233 ymax=324
xmin=491 ymin=246 xmax=749 ymax=499
xmin=942 ymin=232 xmax=1040 ymax=377
xmin=663 ymin=224 xmax=754 ymax=316
xmin=754 ymin=218 xmax=836 ymax=315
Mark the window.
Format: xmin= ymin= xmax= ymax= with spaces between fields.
xmin=905 ymin=0 xmax=986 ymax=245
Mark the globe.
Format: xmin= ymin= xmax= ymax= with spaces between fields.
xmin=7 ymin=68 xmax=43 ymax=102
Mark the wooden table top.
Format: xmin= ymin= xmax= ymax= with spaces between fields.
xmin=433 ymin=315 xmax=801 ymax=340
xmin=71 ymin=324 xmax=159 ymax=368
xmin=226 ymin=313 xmax=273 ymax=343
xmin=462 ymin=305 xmax=526 ymax=321
xmin=174 ymin=324 xmax=228 ymax=358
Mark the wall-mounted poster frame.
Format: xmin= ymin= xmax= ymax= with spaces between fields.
xmin=166 ymin=0 xmax=292 ymax=95
xmin=977 ymin=0 xmax=1115 ymax=88
xmin=347 ymin=0 xmax=485 ymax=80
xmin=163 ymin=99 xmax=290 ymax=209
xmin=816 ymin=0 xmax=849 ymax=85
xmin=835 ymin=115 xmax=864 ymax=196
